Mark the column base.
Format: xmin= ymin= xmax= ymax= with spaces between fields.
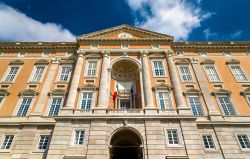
xmin=178 ymin=107 xmax=193 ymax=115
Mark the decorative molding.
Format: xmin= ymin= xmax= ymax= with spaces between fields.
xmin=78 ymin=84 xmax=98 ymax=91
xmin=189 ymin=57 xmax=198 ymax=64
xmin=175 ymin=59 xmax=189 ymax=65
xmin=60 ymin=59 xmax=75 ymax=64
xmin=152 ymin=83 xmax=173 ymax=91
xmin=240 ymin=87 xmax=250 ymax=96
xmin=200 ymin=59 xmax=215 ymax=65
xmin=35 ymin=59 xmax=49 ymax=65
xmin=0 ymin=89 xmax=9 ymax=96
xmin=19 ymin=89 xmax=39 ymax=96
xmin=51 ymin=58 xmax=61 ymax=64
xmin=101 ymin=50 xmax=110 ymax=57
xmin=48 ymin=89 xmax=67 ymax=96
xmin=225 ymin=59 xmax=240 ymax=65
xmin=9 ymin=59 xmax=24 ymax=65
xmin=211 ymin=89 xmax=231 ymax=96
xmin=183 ymin=89 xmax=202 ymax=96
xmin=149 ymin=53 xmax=165 ymax=59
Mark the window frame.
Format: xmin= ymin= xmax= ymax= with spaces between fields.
xmin=47 ymin=96 xmax=64 ymax=116
xmin=0 ymin=95 xmax=6 ymax=108
xmin=13 ymin=96 xmax=34 ymax=117
xmin=57 ymin=65 xmax=72 ymax=83
xmin=216 ymin=95 xmax=237 ymax=116
xmin=0 ymin=135 xmax=14 ymax=151
xmin=203 ymin=64 xmax=222 ymax=82
xmin=37 ymin=135 xmax=50 ymax=150
xmin=235 ymin=133 xmax=250 ymax=151
xmin=151 ymin=60 xmax=167 ymax=77
xmin=77 ymin=91 xmax=95 ymax=110
xmin=228 ymin=64 xmax=248 ymax=82
xmin=156 ymin=90 xmax=172 ymax=110
xmin=70 ymin=128 xmax=88 ymax=147
xmin=28 ymin=65 xmax=47 ymax=83
xmin=84 ymin=60 xmax=99 ymax=77
xmin=1 ymin=65 xmax=22 ymax=83
xmin=177 ymin=65 xmax=194 ymax=83
xmin=187 ymin=96 xmax=204 ymax=116
xmin=201 ymin=134 xmax=216 ymax=150
xmin=165 ymin=128 xmax=182 ymax=148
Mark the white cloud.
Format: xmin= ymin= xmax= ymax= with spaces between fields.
xmin=230 ymin=30 xmax=243 ymax=39
xmin=203 ymin=29 xmax=218 ymax=40
xmin=125 ymin=0 xmax=213 ymax=41
xmin=0 ymin=3 xmax=75 ymax=42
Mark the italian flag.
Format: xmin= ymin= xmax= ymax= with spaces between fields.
xmin=113 ymin=83 xmax=119 ymax=101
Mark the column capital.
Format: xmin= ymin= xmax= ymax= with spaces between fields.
xmin=101 ymin=50 xmax=110 ymax=57
xmin=140 ymin=50 xmax=149 ymax=57
xmin=189 ymin=57 xmax=199 ymax=64
xmin=51 ymin=57 xmax=61 ymax=64
xmin=164 ymin=49 xmax=173 ymax=57
xmin=76 ymin=49 xmax=85 ymax=56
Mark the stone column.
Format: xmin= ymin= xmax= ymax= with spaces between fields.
xmin=140 ymin=50 xmax=154 ymax=108
xmin=189 ymin=58 xmax=223 ymax=121
xmin=64 ymin=50 xmax=85 ymax=110
xmin=31 ymin=58 xmax=60 ymax=116
xmin=166 ymin=50 xmax=191 ymax=115
xmin=97 ymin=50 xmax=110 ymax=108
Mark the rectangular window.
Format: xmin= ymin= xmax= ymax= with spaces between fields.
xmin=202 ymin=135 xmax=215 ymax=149
xmin=120 ymin=100 xmax=130 ymax=109
xmin=167 ymin=129 xmax=179 ymax=145
xmin=218 ymin=96 xmax=236 ymax=115
xmin=158 ymin=92 xmax=171 ymax=109
xmin=188 ymin=97 xmax=204 ymax=116
xmin=81 ymin=93 xmax=93 ymax=109
xmin=204 ymin=65 xmax=220 ymax=82
xmin=87 ymin=61 xmax=98 ymax=76
xmin=1 ymin=135 xmax=14 ymax=149
xmin=74 ymin=130 xmax=84 ymax=145
xmin=179 ymin=66 xmax=193 ymax=82
xmin=31 ymin=66 xmax=45 ymax=82
xmin=153 ymin=61 xmax=165 ymax=76
xmin=5 ymin=67 xmax=19 ymax=82
xmin=230 ymin=65 xmax=248 ymax=81
xmin=17 ymin=97 xmax=33 ymax=116
xmin=38 ymin=136 xmax=50 ymax=150
xmin=48 ymin=98 xmax=62 ymax=116
xmin=59 ymin=66 xmax=71 ymax=82
xmin=237 ymin=135 xmax=250 ymax=149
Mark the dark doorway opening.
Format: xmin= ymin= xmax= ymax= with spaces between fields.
xmin=110 ymin=128 xmax=143 ymax=159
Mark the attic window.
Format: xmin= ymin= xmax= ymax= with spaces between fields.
xmin=151 ymin=44 xmax=159 ymax=49
xmin=176 ymin=51 xmax=184 ymax=56
xmin=42 ymin=52 xmax=50 ymax=57
xmin=91 ymin=44 xmax=99 ymax=49
xmin=199 ymin=52 xmax=208 ymax=56
xmin=118 ymin=32 xmax=132 ymax=39
xmin=18 ymin=52 xmax=26 ymax=57
xmin=224 ymin=51 xmax=232 ymax=56
xmin=121 ymin=44 xmax=129 ymax=49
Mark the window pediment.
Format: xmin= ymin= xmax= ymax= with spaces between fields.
xmin=35 ymin=59 xmax=49 ymax=65
xmin=0 ymin=89 xmax=9 ymax=96
xmin=78 ymin=84 xmax=98 ymax=91
xmin=10 ymin=60 xmax=24 ymax=65
xmin=200 ymin=59 xmax=215 ymax=65
xmin=175 ymin=59 xmax=189 ymax=65
xmin=149 ymin=53 xmax=165 ymax=59
xmin=19 ymin=89 xmax=39 ymax=96
xmin=48 ymin=89 xmax=67 ymax=96
xmin=183 ymin=89 xmax=202 ymax=96
xmin=60 ymin=59 xmax=75 ymax=64
xmin=152 ymin=83 xmax=172 ymax=91
xmin=211 ymin=89 xmax=231 ymax=96
xmin=225 ymin=59 xmax=240 ymax=65
xmin=240 ymin=87 xmax=250 ymax=96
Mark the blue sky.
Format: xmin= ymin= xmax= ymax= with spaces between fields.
xmin=0 ymin=0 xmax=249 ymax=42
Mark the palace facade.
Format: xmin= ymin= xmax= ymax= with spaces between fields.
xmin=0 ymin=25 xmax=250 ymax=159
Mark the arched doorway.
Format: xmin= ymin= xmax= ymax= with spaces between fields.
xmin=110 ymin=128 xmax=143 ymax=159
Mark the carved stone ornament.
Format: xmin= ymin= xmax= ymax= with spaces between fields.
xmin=0 ymin=89 xmax=9 ymax=96
xmin=48 ymin=89 xmax=67 ymax=96
xmin=152 ymin=83 xmax=173 ymax=91
xmin=19 ymin=89 xmax=39 ymax=96
xmin=78 ymin=84 xmax=98 ymax=91
xmin=118 ymin=32 xmax=132 ymax=39
xmin=211 ymin=89 xmax=231 ymax=96
xmin=240 ymin=87 xmax=250 ymax=96
xmin=183 ymin=89 xmax=202 ymax=96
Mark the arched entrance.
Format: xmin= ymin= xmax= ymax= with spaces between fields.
xmin=110 ymin=128 xmax=143 ymax=159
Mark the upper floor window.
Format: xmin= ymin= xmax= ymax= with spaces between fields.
xmin=38 ymin=136 xmax=50 ymax=150
xmin=74 ymin=130 xmax=85 ymax=145
xmin=166 ymin=129 xmax=179 ymax=145
xmin=1 ymin=135 xmax=14 ymax=149
xmin=158 ymin=92 xmax=171 ymax=109
xmin=152 ymin=61 xmax=165 ymax=77
xmin=237 ymin=134 xmax=250 ymax=149
xmin=217 ymin=96 xmax=236 ymax=116
xmin=204 ymin=65 xmax=221 ymax=82
xmin=17 ymin=97 xmax=33 ymax=116
xmin=202 ymin=135 xmax=215 ymax=149
xmin=4 ymin=66 xmax=20 ymax=82
xmin=229 ymin=65 xmax=248 ymax=82
xmin=48 ymin=97 xmax=63 ymax=116
xmin=187 ymin=96 xmax=204 ymax=116
xmin=80 ymin=92 xmax=93 ymax=109
xmin=30 ymin=66 xmax=45 ymax=82
xmin=86 ymin=61 xmax=98 ymax=77
xmin=178 ymin=65 xmax=193 ymax=82
xmin=58 ymin=66 xmax=72 ymax=82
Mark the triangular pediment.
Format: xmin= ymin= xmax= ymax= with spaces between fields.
xmin=77 ymin=24 xmax=173 ymax=41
